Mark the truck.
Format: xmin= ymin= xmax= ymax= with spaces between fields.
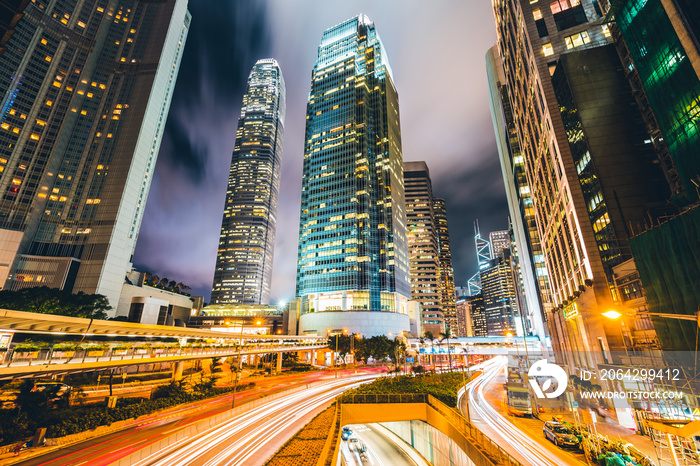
xmin=507 ymin=383 xmax=533 ymax=416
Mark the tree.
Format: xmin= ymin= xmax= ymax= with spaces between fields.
xmin=440 ymin=329 xmax=453 ymax=372
xmin=168 ymin=280 xmax=177 ymax=291
xmin=159 ymin=278 xmax=169 ymax=288
xmin=149 ymin=274 xmax=160 ymax=286
xmin=0 ymin=287 xmax=111 ymax=319
xmin=424 ymin=331 xmax=435 ymax=368
xmin=364 ymin=336 xmax=392 ymax=362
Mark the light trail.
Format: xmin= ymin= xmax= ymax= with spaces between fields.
xmin=133 ymin=375 xmax=378 ymax=466
xmin=463 ymin=356 xmax=564 ymax=466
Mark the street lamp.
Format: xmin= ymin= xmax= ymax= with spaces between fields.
xmin=327 ymin=329 xmax=347 ymax=378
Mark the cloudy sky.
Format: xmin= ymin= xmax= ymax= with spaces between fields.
xmin=133 ymin=0 xmax=509 ymax=303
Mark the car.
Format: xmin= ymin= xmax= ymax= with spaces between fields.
xmin=543 ymin=421 xmax=579 ymax=448
xmin=348 ymin=437 xmax=361 ymax=451
xmin=341 ymin=427 xmax=352 ymax=441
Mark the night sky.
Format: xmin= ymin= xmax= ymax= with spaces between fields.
xmin=132 ymin=1 xmax=509 ymax=304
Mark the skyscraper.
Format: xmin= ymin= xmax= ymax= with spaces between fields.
xmin=211 ymin=59 xmax=285 ymax=305
xmin=0 ymin=0 xmax=190 ymax=309
xmin=602 ymin=0 xmax=700 ymax=204
xmin=486 ymin=46 xmax=552 ymax=343
xmin=295 ymin=15 xmax=411 ymax=337
xmin=491 ymin=0 xmax=670 ymax=377
xmin=434 ymin=197 xmax=457 ymax=336
xmin=404 ymin=161 xmax=443 ymax=335
xmin=488 ymin=230 xmax=510 ymax=259
xmin=480 ymin=247 xmax=520 ymax=336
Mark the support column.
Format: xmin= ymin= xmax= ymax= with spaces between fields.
xmin=275 ymin=352 xmax=282 ymax=374
xmin=172 ymin=360 xmax=184 ymax=381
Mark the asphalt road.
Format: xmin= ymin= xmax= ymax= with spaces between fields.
xmin=462 ymin=357 xmax=586 ymax=466
xmin=341 ymin=423 xmax=430 ymax=466
xmin=13 ymin=368 xmax=384 ymax=466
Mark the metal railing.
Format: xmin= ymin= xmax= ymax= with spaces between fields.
xmin=1 ymin=343 xmax=325 ymax=368
xmin=340 ymin=393 xmax=429 ymax=404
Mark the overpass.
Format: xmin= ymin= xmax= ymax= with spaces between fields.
xmin=0 ymin=309 xmax=327 ymax=380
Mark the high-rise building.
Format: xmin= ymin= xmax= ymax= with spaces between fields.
xmin=455 ymin=298 xmax=472 ymax=337
xmin=602 ymin=0 xmax=700 ymax=204
xmin=404 ymin=161 xmax=443 ymax=335
xmin=467 ymin=221 xmax=492 ymax=295
xmin=467 ymin=293 xmax=487 ymax=337
xmin=434 ymin=197 xmax=457 ymax=336
xmin=492 ymin=0 xmax=669 ymax=374
xmin=211 ymin=59 xmax=285 ymax=305
xmin=0 ymin=0 xmax=190 ymax=310
xmin=489 ymin=230 xmax=510 ymax=259
xmin=486 ymin=47 xmax=552 ymax=342
xmin=295 ymin=15 xmax=411 ymax=337
xmin=480 ymin=248 xmax=520 ymax=336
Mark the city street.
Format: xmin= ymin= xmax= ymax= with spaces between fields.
xmin=10 ymin=369 xmax=381 ymax=466
xmin=463 ymin=357 xmax=586 ymax=466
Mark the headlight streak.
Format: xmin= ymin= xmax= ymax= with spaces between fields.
xmin=464 ymin=356 xmax=560 ymax=466
xmin=139 ymin=375 xmax=377 ymax=466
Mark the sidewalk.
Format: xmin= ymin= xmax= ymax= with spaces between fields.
xmin=485 ymin=371 xmax=659 ymax=463
xmin=550 ymin=411 xmax=658 ymax=460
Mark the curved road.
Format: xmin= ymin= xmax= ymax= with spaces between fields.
xmin=461 ymin=357 xmax=582 ymax=466
xmin=16 ymin=369 xmax=384 ymax=466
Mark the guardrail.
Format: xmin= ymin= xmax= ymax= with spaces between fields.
xmin=335 ymin=393 xmax=522 ymax=466
xmin=426 ymin=394 xmax=521 ymax=466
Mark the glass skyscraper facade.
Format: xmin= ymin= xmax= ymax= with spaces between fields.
xmin=211 ymin=59 xmax=285 ymax=305
xmin=0 ymin=0 xmax=190 ymax=309
xmin=295 ymin=15 xmax=411 ymax=336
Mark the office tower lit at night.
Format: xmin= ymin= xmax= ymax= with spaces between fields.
xmin=486 ymin=46 xmax=551 ymax=343
xmin=404 ymin=161 xmax=443 ymax=335
xmin=295 ymin=15 xmax=411 ymax=337
xmin=492 ymin=0 xmax=672 ymax=388
xmin=488 ymin=230 xmax=509 ymax=259
xmin=211 ymin=59 xmax=285 ymax=305
xmin=0 ymin=0 xmax=190 ymax=309
xmin=434 ymin=197 xmax=456 ymax=336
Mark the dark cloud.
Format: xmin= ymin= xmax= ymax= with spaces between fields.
xmin=133 ymin=1 xmax=508 ymax=303
xmin=434 ymin=150 xmax=510 ymax=288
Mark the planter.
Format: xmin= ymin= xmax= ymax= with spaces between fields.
xmin=135 ymin=349 xmax=149 ymax=355
xmin=154 ymin=349 xmax=165 ymax=354
xmin=87 ymin=350 xmax=104 ymax=357
xmin=113 ymin=350 xmax=128 ymax=356
xmin=15 ymin=351 xmax=39 ymax=358
xmin=53 ymin=351 xmax=75 ymax=358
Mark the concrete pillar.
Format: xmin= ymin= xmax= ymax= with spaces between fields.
xmin=172 ymin=360 xmax=184 ymax=381
xmin=312 ymin=350 xmax=316 ymax=366
xmin=275 ymin=353 xmax=282 ymax=373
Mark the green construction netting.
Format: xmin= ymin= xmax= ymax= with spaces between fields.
xmin=629 ymin=206 xmax=700 ymax=351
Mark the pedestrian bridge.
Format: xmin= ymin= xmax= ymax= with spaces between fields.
xmin=333 ymin=394 xmax=522 ymax=466
xmin=0 ymin=309 xmax=326 ymax=380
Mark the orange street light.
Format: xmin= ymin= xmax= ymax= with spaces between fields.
xmin=602 ymin=310 xmax=622 ymax=320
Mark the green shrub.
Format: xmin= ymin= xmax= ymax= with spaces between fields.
xmin=343 ymin=372 xmax=468 ymax=407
